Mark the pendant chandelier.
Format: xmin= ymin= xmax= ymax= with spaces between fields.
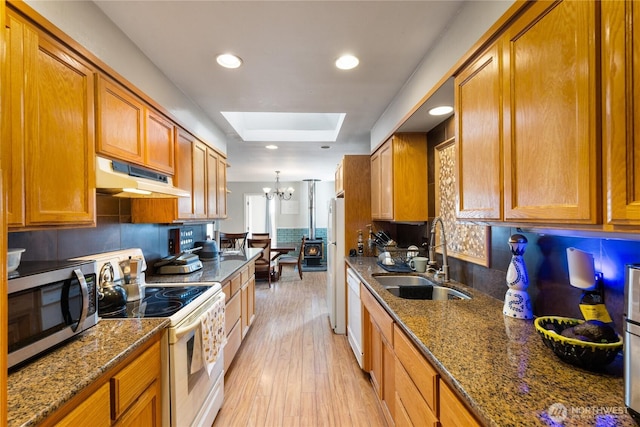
xmin=263 ymin=171 xmax=294 ymax=200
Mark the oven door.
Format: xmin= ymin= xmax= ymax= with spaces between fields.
xmin=168 ymin=291 xmax=225 ymax=427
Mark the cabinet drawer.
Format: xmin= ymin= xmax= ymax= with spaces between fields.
xmin=439 ymin=379 xmax=481 ymax=427
xmin=225 ymin=291 xmax=241 ymax=335
xmin=57 ymin=382 xmax=111 ymax=427
xmin=361 ymin=284 xmax=393 ymax=344
xmin=111 ymin=341 xmax=161 ymax=420
xmin=221 ymin=281 xmax=231 ymax=303
xmin=395 ymin=361 xmax=438 ymax=427
xmin=248 ymin=261 xmax=255 ymax=277
xmin=240 ymin=265 xmax=250 ymax=284
xmin=224 ymin=321 xmax=242 ymax=374
xmin=394 ymin=324 xmax=438 ymax=411
xmin=230 ymin=272 xmax=242 ymax=296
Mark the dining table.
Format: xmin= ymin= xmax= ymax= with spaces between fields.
xmin=270 ymin=245 xmax=296 ymax=262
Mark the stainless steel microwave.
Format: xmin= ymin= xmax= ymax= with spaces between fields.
xmin=8 ymin=260 xmax=99 ymax=369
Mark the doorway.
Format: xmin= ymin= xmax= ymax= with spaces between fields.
xmin=244 ymin=194 xmax=276 ymax=237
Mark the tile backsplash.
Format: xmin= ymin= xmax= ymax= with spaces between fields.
xmin=8 ymin=195 xmax=210 ymax=265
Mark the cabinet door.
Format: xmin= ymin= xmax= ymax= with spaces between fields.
xmin=390 ymin=133 xmax=427 ymax=222
xmin=248 ymin=274 xmax=255 ymax=327
xmin=24 ymin=28 xmax=96 ymax=226
xmin=379 ymin=141 xmax=393 ymax=220
xmin=603 ymin=0 xmax=640 ymax=224
xmin=439 ymin=379 xmax=481 ymax=427
xmin=175 ymin=128 xmax=194 ymax=219
xmin=145 ymin=108 xmax=175 ymax=175
xmin=370 ymin=150 xmax=382 ymax=219
xmin=241 ymin=282 xmax=249 ymax=339
xmin=175 ymin=129 xmax=207 ymax=220
xmin=206 ymin=148 xmax=219 ymax=218
xmin=114 ymin=379 xmax=161 ymax=427
xmin=2 ymin=12 xmax=25 ymax=226
xmin=502 ymin=0 xmax=599 ymax=224
xmin=97 ymin=76 xmax=144 ymax=165
xmin=217 ymin=155 xmax=227 ymax=218
xmin=455 ymin=43 xmax=502 ymax=221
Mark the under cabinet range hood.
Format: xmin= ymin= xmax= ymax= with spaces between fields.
xmin=95 ymin=156 xmax=189 ymax=198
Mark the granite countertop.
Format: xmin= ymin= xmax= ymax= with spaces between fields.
xmin=7 ymin=318 xmax=169 ymax=427
xmin=145 ymin=248 xmax=263 ymax=284
xmin=346 ymin=257 xmax=635 ymax=427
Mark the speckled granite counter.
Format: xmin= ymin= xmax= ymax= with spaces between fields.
xmin=145 ymin=248 xmax=263 ymax=284
xmin=7 ymin=318 xmax=168 ymax=427
xmin=346 ymin=257 xmax=635 ymax=426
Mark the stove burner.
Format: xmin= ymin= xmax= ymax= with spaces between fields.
xmin=160 ymin=287 xmax=206 ymax=301
xmin=142 ymin=300 xmax=184 ymax=317
xmin=100 ymin=306 xmax=128 ymax=318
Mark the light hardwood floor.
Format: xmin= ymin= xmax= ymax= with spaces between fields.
xmin=213 ymin=270 xmax=387 ymax=427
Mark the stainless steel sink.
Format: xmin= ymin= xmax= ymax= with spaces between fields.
xmin=373 ymin=275 xmax=471 ymax=300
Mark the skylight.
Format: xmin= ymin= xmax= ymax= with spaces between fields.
xmin=221 ymin=112 xmax=346 ymax=142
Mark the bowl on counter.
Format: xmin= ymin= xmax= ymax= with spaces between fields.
xmin=534 ymin=316 xmax=623 ymax=371
xmin=8 ymin=248 xmax=26 ymax=272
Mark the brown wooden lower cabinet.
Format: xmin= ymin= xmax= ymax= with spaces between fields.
xmin=361 ymin=283 xmax=395 ymax=425
xmin=43 ymin=334 xmax=163 ymax=427
xmin=361 ymin=284 xmax=482 ymax=427
xmin=439 ymin=379 xmax=481 ymax=427
xmin=223 ymin=261 xmax=256 ymax=374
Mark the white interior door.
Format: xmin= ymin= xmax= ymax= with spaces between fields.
xmin=244 ymin=194 xmax=269 ymax=234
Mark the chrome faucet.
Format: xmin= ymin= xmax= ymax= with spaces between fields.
xmin=428 ymin=217 xmax=449 ymax=282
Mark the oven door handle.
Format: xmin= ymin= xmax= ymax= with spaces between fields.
xmin=173 ymin=293 xmax=225 ymax=341
xmin=71 ymin=269 xmax=89 ymax=332
xmin=174 ymin=317 xmax=202 ymax=341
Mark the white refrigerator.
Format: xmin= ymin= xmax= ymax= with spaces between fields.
xmin=326 ymin=198 xmax=346 ymax=334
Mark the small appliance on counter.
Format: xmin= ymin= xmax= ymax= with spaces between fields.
xmin=195 ymin=240 xmax=219 ymax=259
xmin=625 ymin=264 xmax=640 ymax=423
xmin=155 ymin=251 xmax=203 ymax=274
xmin=7 ymin=259 xmax=99 ymax=369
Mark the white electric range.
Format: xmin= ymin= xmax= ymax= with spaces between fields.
xmin=73 ymin=248 xmax=225 ymax=427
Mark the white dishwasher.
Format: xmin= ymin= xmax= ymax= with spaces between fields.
xmin=346 ymin=267 xmax=364 ymax=368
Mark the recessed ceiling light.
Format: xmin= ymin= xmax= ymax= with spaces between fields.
xmin=266 ymin=145 xmax=278 ymax=150
xmin=216 ymin=53 xmax=243 ymax=69
xmin=335 ymin=54 xmax=359 ymax=70
xmin=428 ymin=106 xmax=454 ymax=116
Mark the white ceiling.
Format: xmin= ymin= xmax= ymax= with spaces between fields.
xmin=93 ymin=1 xmax=462 ymax=182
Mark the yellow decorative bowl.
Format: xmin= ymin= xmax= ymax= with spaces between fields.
xmin=534 ymin=316 xmax=623 ymax=371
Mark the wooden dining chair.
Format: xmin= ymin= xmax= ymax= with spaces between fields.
xmin=220 ymin=232 xmax=248 ymax=251
xmin=247 ymin=238 xmax=276 ymax=287
xmin=278 ymin=237 xmax=305 ymax=280
xmin=251 ymin=232 xmax=270 ymax=240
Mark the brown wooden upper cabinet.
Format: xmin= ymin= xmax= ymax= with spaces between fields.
xmin=455 ymin=0 xmax=600 ymax=225
xmin=132 ymin=127 xmax=227 ymax=223
xmin=371 ymin=133 xmax=428 ymax=222
xmin=602 ymin=0 xmax=640 ymax=226
xmin=97 ymin=76 xmax=175 ymax=175
xmin=3 ymin=9 xmax=96 ymax=229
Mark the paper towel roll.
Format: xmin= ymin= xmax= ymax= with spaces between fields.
xmin=566 ymin=247 xmax=596 ymax=289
